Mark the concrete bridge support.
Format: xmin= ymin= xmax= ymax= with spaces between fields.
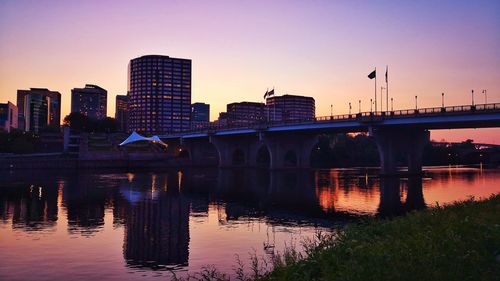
xmin=209 ymin=135 xmax=264 ymax=167
xmin=263 ymin=133 xmax=319 ymax=169
xmin=373 ymin=128 xmax=430 ymax=175
xmin=180 ymin=138 xmax=219 ymax=166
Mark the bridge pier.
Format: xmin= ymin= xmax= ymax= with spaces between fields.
xmin=180 ymin=138 xmax=219 ymax=166
xmin=263 ymin=133 xmax=319 ymax=169
xmin=373 ymin=128 xmax=430 ymax=176
xmin=209 ymin=135 xmax=264 ymax=167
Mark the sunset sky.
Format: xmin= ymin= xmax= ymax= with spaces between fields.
xmin=1 ymin=0 xmax=499 ymax=143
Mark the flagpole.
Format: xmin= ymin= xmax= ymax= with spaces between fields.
xmin=386 ymin=65 xmax=389 ymax=112
xmin=374 ymin=67 xmax=377 ymax=113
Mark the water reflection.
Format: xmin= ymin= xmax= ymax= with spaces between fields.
xmin=120 ymin=173 xmax=190 ymax=269
xmin=0 ymin=167 xmax=499 ymax=280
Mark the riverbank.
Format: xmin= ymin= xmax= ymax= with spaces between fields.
xmin=261 ymin=194 xmax=500 ymax=281
xmin=0 ymin=152 xmax=190 ymax=170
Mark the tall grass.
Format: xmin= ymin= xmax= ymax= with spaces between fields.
xmin=172 ymin=194 xmax=500 ymax=281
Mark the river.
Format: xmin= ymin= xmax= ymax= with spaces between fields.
xmin=0 ymin=166 xmax=499 ymax=280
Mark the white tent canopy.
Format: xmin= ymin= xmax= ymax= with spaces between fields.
xmin=119 ymin=131 xmax=168 ymax=147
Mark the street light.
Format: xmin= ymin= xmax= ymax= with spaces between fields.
xmin=330 ymin=104 xmax=333 ymax=117
xmin=483 ymin=90 xmax=487 ymax=104
xmin=441 ymin=93 xmax=445 ymax=108
xmin=415 ymin=95 xmax=418 ymax=110
xmin=370 ymin=99 xmax=373 ymax=112
xmin=381 ymin=86 xmax=386 ymax=112
xmin=471 ymin=90 xmax=474 ymax=106
xmin=391 ymin=97 xmax=393 ymax=111
xmin=358 ymin=100 xmax=361 ymax=113
xmin=349 ymin=102 xmax=352 ymax=115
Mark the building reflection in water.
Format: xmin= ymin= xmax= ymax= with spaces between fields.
xmin=0 ymin=182 xmax=58 ymax=231
xmin=121 ymin=172 xmax=190 ymax=269
xmin=64 ymin=173 xmax=109 ymax=236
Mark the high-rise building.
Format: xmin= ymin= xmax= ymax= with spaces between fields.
xmin=191 ymin=102 xmax=210 ymax=129
xmin=115 ymin=95 xmax=128 ymax=132
xmin=71 ymin=84 xmax=107 ymax=119
xmin=128 ymin=55 xmax=191 ymax=135
xmin=0 ymin=102 xmax=18 ymax=132
xmin=17 ymin=88 xmax=61 ymax=133
xmin=266 ymin=94 xmax=315 ymax=122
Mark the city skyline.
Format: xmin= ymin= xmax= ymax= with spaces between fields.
xmin=1 ymin=0 xmax=499 ymax=143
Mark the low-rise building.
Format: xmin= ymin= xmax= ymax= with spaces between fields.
xmin=0 ymin=102 xmax=18 ymax=132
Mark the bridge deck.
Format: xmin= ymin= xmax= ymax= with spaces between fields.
xmin=160 ymin=103 xmax=500 ymax=139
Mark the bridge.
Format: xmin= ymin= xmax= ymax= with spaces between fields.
xmin=160 ymin=103 xmax=500 ymax=175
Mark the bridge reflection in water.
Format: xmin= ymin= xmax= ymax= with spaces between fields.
xmin=1 ymin=167 xmax=497 ymax=277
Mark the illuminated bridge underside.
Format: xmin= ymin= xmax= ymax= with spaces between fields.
xmin=159 ymin=104 xmax=500 ymax=175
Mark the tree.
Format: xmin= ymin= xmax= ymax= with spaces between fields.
xmin=64 ymin=112 xmax=90 ymax=132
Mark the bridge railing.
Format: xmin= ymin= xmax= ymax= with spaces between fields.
xmin=176 ymin=102 xmax=500 ymax=136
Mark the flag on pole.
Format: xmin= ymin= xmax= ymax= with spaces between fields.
xmin=268 ymin=89 xmax=275 ymax=97
xmin=368 ymin=69 xmax=376 ymax=79
xmin=263 ymin=89 xmax=269 ymax=99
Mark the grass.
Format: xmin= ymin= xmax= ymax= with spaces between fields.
xmin=174 ymin=194 xmax=500 ymax=281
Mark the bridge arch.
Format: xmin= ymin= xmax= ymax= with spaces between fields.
xmin=256 ymin=145 xmax=271 ymax=167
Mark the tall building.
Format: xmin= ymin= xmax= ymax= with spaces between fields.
xmin=220 ymin=101 xmax=265 ymax=126
xmin=115 ymin=95 xmax=128 ymax=132
xmin=266 ymin=94 xmax=315 ymax=122
xmin=128 ymin=55 xmax=191 ymax=135
xmin=0 ymin=102 xmax=18 ymax=132
xmin=71 ymin=84 xmax=107 ymax=119
xmin=191 ymin=102 xmax=210 ymax=129
xmin=17 ymin=88 xmax=61 ymax=133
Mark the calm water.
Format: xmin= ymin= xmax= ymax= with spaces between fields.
xmin=1 ymin=166 xmax=499 ymax=280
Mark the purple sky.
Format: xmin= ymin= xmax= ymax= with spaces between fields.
xmin=1 ymin=0 xmax=499 ymax=142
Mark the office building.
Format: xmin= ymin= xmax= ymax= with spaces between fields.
xmin=115 ymin=95 xmax=128 ymax=132
xmin=0 ymin=102 xmax=18 ymax=132
xmin=128 ymin=55 xmax=191 ymax=135
xmin=191 ymin=102 xmax=210 ymax=129
xmin=71 ymin=84 xmax=107 ymax=119
xmin=17 ymin=88 xmax=61 ymax=133
xmin=221 ymin=101 xmax=265 ymax=126
xmin=266 ymin=94 xmax=315 ymax=122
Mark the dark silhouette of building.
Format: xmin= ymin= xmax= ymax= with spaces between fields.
xmin=191 ymin=102 xmax=210 ymax=129
xmin=71 ymin=84 xmax=108 ymax=119
xmin=0 ymin=101 xmax=18 ymax=132
xmin=127 ymin=55 xmax=192 ymax=135
xmin=17 ymin=88 xmax=61 ymax=133
xmin=115 ymin=95 xmax=128 ymax=132
xmin=123 ymin=173 xmax=190 ymax=268
xmin=266 ymin=94 xmax=315 ymax=122
xmin=218 ymin=101 xmax=265 ymax=126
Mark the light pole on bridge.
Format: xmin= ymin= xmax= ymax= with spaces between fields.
xmin=330 ymin=104 xmax=333 ymax=117
xmin=483 ymin=90 xmax=487 ymax=104
xmin=349 ymin=102 xmax=352 ymax=115
xmin=391 ymin=98 xmax=393 ymax=111
xmin=471 ymin=90 xmax=475 ymax=106
xmin=442 ymin=93 xmax=445 ymax=108
xmin=370 ymin=99 xmax=373 ymax=113
xmin=359 ymin=100 xmax=361 ymax=113
xmin=415 ymin=95 xmax=418 ymax=110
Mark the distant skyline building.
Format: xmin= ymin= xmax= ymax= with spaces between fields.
xmin=0 ymin=102 xmax=18 ymax=132
xmin=17 ymin=88 xmax=61 ymax=133
xmin=128 ymin=55 xmax=192 ymax=135
xmin=218 ymin=101 xmax=265 ymax=126
xmin=191 ymin=102 xmax=210 ymax=129
xmin=71 ymin=84 xmax=107 ymax=119
xmin=266 ymin=94 xmax=315 ymax=122
xmin=115 ymin=95 xmax=128 ymax=132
